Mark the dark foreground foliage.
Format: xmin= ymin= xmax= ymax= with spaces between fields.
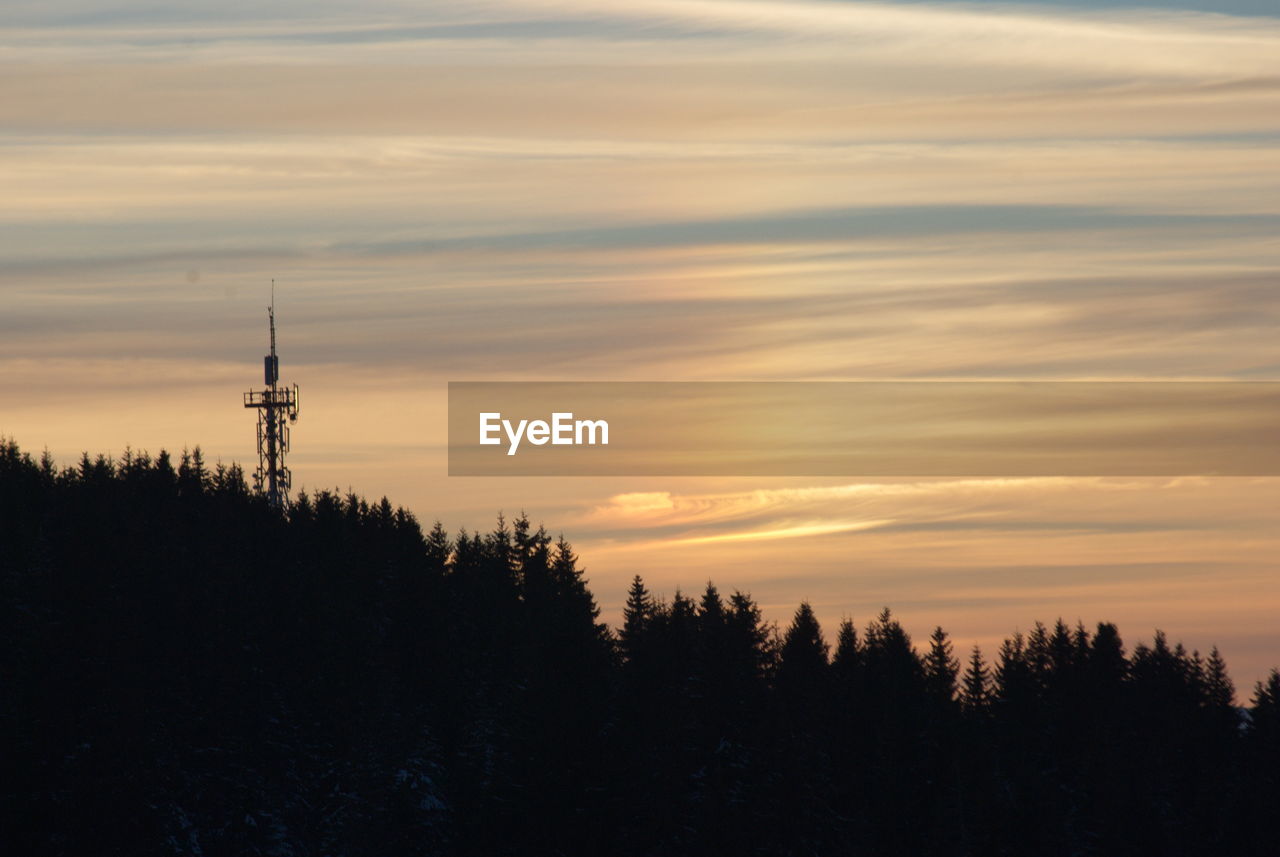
xmin=2 ymin=439 xmax=1278 ymax=856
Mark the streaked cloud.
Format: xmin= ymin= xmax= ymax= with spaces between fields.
xmin=585 ymin=477 xmax=1208 ymax=538
xmin=3 ymin=0 xmax=1279 ymax=683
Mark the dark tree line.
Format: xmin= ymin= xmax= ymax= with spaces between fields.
xmin=1 ymin=438 xmax=1277 ymax=856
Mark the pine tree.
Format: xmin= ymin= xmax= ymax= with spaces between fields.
xmin=995 ymin=631 xmax=1033 ymax=709
xmin=424 ymin=521 xmax=450 ymax=572
xmin=924 ymin=626 xmax=960 ymax=705
xmin=832 ymin=618 xmax=861 ymax=684
xmin=698 ymin=581 xmax=725 ymax=630
xmin=621 ymin=574 xmax=655 ymax=662
xmin=725 ymin=590 xmax=771 ymax=689
xmin=962 ymin=645 xmax=991 ymax=713
xmin=863 ymin=607 xmax=921 ymax=698
xmin=1089 ymin=621 xmax=1128 ymax=690
xmin=1204 ymin=646 xmax=1235 ymax=712
xmin=778 ymin=601 xmax=829 ymax=687
xmin=1250 ymin=668 xmax=1280 ymax=743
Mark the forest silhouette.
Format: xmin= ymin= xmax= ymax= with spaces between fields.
xmin=2 ymin=438 xmax=1278 ymax=856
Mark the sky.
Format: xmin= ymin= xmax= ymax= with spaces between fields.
xmin=4 ymin=0 xmax=1279 ymax=688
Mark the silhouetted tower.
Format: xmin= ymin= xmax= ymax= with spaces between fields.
xmin=244 ymin=286 xmax=299 ymax=508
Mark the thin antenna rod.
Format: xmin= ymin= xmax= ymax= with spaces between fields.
xmin=269 ymin=279 xmax=277 ymax=359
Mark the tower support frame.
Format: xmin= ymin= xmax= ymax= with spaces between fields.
xmin=244 ymin=299 xmax=299 ymax=508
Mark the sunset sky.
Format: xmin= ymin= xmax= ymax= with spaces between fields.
xmin=4 ymin=0 xmax=1279 ymax=685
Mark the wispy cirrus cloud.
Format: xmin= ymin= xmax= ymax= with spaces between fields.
xmin=3 ymin=0 xmax=1280 ymax=143
xmin=8 ymin=0 xmax=1280 ymax=78
xmin=5 ymin=0 xmax=1280 ymax=682
xmin=586 ymin=477 xmax=1154 ymax=535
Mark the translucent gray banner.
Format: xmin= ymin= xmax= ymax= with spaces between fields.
xmin=448 ymin=382 xmax=1280 ymax=476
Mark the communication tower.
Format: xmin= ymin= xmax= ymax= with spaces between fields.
xmin=244 ymin=284 xmax=299 ymax=508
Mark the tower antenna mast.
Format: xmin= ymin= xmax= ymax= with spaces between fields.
xmin=244 ymin=279 xmax=300 ymax=508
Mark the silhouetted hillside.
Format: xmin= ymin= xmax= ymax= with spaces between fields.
xmin=2 ymin=438 xmax=1278 ymax=856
